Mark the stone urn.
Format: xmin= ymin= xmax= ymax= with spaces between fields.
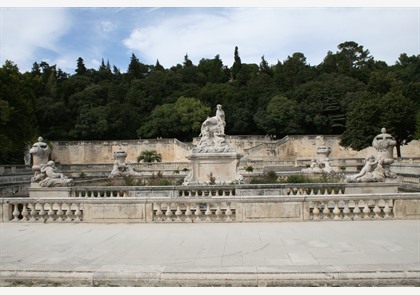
xmin=29 ymin=137 xmax=51 ymax=171
xmin=372 ymin=128 xmax=396 ymax=166
xmin=316 ymin=146 xmax=331 ymax=160
xmin=113 ymin=149 xmax=128 ymax=164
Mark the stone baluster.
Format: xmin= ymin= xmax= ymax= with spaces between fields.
xmin=353 ymin=200 xmax=361 ymax=220
xmin=225 ymin=202 xmax=233 ymax=222
xmin=185 ymin=203 xmax=192 ymax=222
xmin=30 ymin=203 xmax=37 ymax=222
xmin=47 ymin=202 xmax=55 ymax=222
xmin=312 ymin=202 xmax=320 ymax=220
xmin=12 ymin=203 xmax=20 ymax=221
xmin=65 ymin=203 xmax=73 ymax=221
xmin=175 ymin=203 xmax=183 ymax=222
xmin=373 ymin=200 xmax=382 ymax=219
xmin=215 ymin=202 xmax=222 ymax=221
xmin=56 ymin=202 xmax=64 ymax=222
xmin=322 ymin=202 xmax=331 ymax=219
xmin=21 ymin=203 xmax=29 ymax=221
xmin=205 ymin=203 xmax=212 ymax=221
xmin=165 ymin=203 xmax=173 ymax=222
xmin=343 ymin=201 xmax=351 ymax=220
xmin=155 ymin=203 xmax=163 ymax=221
xmin=194 ymin=203 xmax=202 ymax=221
xmin=74 ymin=204 xmax=82 ymax=222
xmin=383 ymin=200 xmax=392 ymax=219
xmin=123 ymin=191 xmax=128 ymax=198
xmin=362 ymin=201 xmax=371 ymax=219
xmin=333 ymin=201 xmax=341 ymax=220
xmin=38 ymin=203 xmax=46 ymax=223
xmin=222 ymin=190 xmax=226 ymax=197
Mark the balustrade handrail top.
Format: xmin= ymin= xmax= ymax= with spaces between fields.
xmin=4 ymin=192 xmax=420 ymax=204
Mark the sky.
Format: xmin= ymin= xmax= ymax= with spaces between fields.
xmin=0 ymin=1 xmax=419 ymax=74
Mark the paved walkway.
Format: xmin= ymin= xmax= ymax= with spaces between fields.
xmin=1 ymin=220 xmax=419 ymax=286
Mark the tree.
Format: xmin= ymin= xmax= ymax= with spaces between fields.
xmin=259 ymin=55 xmax=273 ymax=77
xmin=127 ymin=53 xmax=149 ymax=79
xmin=197 ymin=55 xmax=230 ymax=84
xmin=340 ymin=92 xmax=381 ymax=151
xmin=273 ymin=52 xmax=314 ymax=91
xmin=340 ymin=91 xmax=416 ymax=157
xmin=137 ymin=96 xmax=209 ymax=140
xmin=254 ymin=95 xmax=300 ymax=137
xmin=75 ymin=57 xmax=87 ymax=75
xmin=231 ymin=46 xmax=242 ymax=80
xmin=0 ymin=60 xmax=38 ymax=163
xmin=379 ymin=91 xmax=416 ymax=157
xmin=137 ymin=150 xmax=162 ymax=162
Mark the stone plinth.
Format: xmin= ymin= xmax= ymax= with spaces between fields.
xmin=184 ymin=152 xmax=242 ymax=185
xmin=29 ymin=186 xmax=72 ymax=198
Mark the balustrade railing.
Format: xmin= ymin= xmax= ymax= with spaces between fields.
xmin=73 ymin=188 xmax=130 ymax=198
xmin=152 ymin=200 xmax=234 ymax=222
xmin=286 ymin=186 xmax=345 ymax=195
xmin=400 ymin=176 xmax=420 ymax=186
xmin=7 ymin=199 xmax=83 ymax=223
xmin=178 ymin=188 xmax=236 ymax=197
xmin=306 ymin=196 xmax=393 ymax=221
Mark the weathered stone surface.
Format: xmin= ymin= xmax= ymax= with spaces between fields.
xmin=240 ymin=202 xmax=302 ymax=221
xmin=394 ymin=199 xmax=420 ymax=219
xmin=108 ymin=148 xmax=142 ymax=179
xmin=29 ymin=186 xmax=72 ymax=198
xmin=184 ymin=152 xmax=243 ymax=185
xmin=83 ymin=203 xmax=146 ymax=223
xmin=346 ymin=128 xmax=398 ymax=183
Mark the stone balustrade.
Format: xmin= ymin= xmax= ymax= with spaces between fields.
xmin=400 ymin=175 xmax=420 ymax=187
xmin=6 ymin=199 xmax=83 ymax=223
xmin=152 ymin=200 xmax=235 ymax=222
xmin=306 ymin=196 xmax=394 ymax=221
xmin=55 ymin=183 xmax=350 ymax=199
xmin=2 ymin=192 xmax=419 ymax=223
xmin=0 ymin=165 xmax=32 ymax=175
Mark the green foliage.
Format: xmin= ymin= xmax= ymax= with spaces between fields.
xmin=137 ymin=96 xmax=210 ymax=140
xmin=137 ymin=150 xmax=162 ymax=163
xmin=245 ymin=166 xmax=254 ymax=172
xmin=208 ymin=172 xmax=216 ymax=185
xmin=341 ymin=89 xmax=416 ymax=156
xmin=249 ymin=170 xmax=278 ymax=184
xmin=1 ymin=43 xmax=419 ymax=165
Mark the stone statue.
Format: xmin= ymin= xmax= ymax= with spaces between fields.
xmin=29 ymin=137 xmax=51 ymax=183
xmin=29 ymin=137 xmax=51 ymax=174
xmin=108 ymin=149 xmax=142 ymax=178
xmin=38 ymin=161 xmax=74 ymax=187
xmin=345 ymin=128 xmax=397 ymax=182
xmin=194 ymin=104 xmax=235 ymax=153
xmin=301 ymin=146 xmax=336 ymax=174
xmin=345 ymin=155 xmax=382 ymax=182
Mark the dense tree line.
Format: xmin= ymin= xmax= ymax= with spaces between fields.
xmin=1 ymin=41 xmax=419 ymax=163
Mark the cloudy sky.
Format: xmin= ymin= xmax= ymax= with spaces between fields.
xmin=1 ymin=1 xmax=419 ymax=73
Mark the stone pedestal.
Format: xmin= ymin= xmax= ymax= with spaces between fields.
xmin=29 ymin=186 xmax=72 ymax=198
xmin=185 ymin=152 xmax=242 ymax=185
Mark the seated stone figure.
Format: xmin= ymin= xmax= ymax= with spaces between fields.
xmin=38 ymin=161 xmax=74 ymax=187
xmin=108 ymin=160 xmax=142 ymax=178
xmin=194 ymin=104 xmax=234 ymax=153
xmin=345 ymin=155 xmax=384 ymax=183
